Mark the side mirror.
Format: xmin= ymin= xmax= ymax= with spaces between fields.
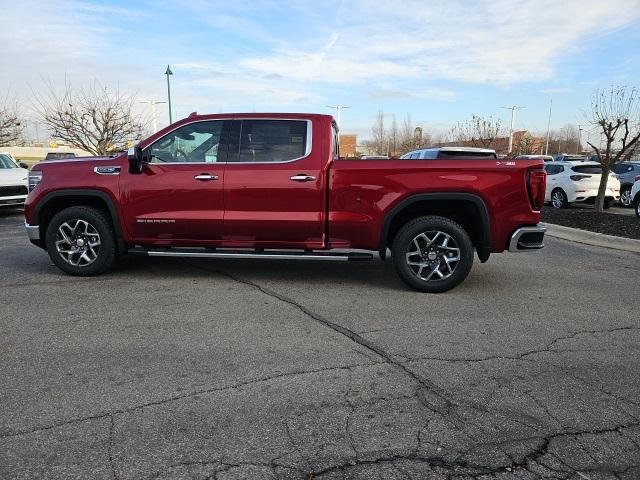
xmin=19 ymin=162 xmax=29 ymax=169
xmin=128 ymin=146 xmax=146 ymax=174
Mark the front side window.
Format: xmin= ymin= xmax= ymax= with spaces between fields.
xmin=148 ymin=121 xmax=223 ymax=163
xmin=234 ymin=120 xmax=308 ymax=163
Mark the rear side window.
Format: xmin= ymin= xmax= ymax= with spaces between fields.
xmin=236 ymin=120 xmax=308 ymax=163
xmin=571 ymin=165 xmax=602 ymax=174
xmin=545 ymin=165 xmax=564 ymax=175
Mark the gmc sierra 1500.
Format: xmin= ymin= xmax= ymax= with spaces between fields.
xmin=24 ymin=113 xmax=546 ymax=292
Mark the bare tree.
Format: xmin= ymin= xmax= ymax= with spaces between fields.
xmin=398 ymin=114 xmax=431 ymax=153
xmin=34 ymin=80 xmax=145 ymax=155
xmin=585 ymin=86 xmax=640 ymax=212
xmin=389 ymin=115 xmax=399 ymax=156
xmin=448 ymin=115 xmax=504 ymax=148
xmin=514 ymin=132 xmax=538 ymax=155
xmin=0 ymin=94 xmax=24 ymax=146
xmin=369 ymin=110 xmax=387 ymax=155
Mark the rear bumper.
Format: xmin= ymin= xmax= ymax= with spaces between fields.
xmin=508 ymin=224 xmax=546 ymax=252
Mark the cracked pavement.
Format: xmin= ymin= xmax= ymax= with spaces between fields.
xmin=1 ymin=209 xmax=639 ymax=479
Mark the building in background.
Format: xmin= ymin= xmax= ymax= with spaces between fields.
xmin=339 ymin=134 xmax=357 ymax=158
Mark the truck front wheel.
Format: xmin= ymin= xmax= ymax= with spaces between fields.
xmin=45 ymin=206 xmax=117 ymax=276
xmin=392 ymin=216 xmax=474 ymax=293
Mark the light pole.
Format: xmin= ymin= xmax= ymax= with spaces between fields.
xmin=577 ymin=125 xmax=583 ymax=154
xmin=165 ymin=65 xmax=173 ymax=124
xmin=545 ymin=99 xmax=552 ymax=155
xmin=502 ymin=105 xmax=524 ymax=154
xmin=141 ymin=100 xmax=167 ymax=133
xmin=326 ymin=105 xmax=350 ymax=129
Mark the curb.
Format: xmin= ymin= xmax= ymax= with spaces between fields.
xmin=544 ymin=223 xmax=640 ymax=254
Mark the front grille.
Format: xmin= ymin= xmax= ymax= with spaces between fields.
xmin=0 ymin=185 xmax=28 ymax=197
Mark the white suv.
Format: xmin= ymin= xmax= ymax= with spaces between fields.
xmin=0 ymin=153 xmax=29 ymax=207
xmin=545 ymin=161 xmax=620 ymax=209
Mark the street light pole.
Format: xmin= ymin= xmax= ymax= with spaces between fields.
xmin=165 ymin=65 xmax=173 ymax=124
xmin=502 ymin=105 xmax=524 ymax=154
xmin=326 ymin=105 xmax=351 ymax=129
xmin=577 ymin=125 xmax=583 ymax=154
xmin=141 ymin=100 xmax=167 ymax=133
xmin=545 ymin=99 xmax=552 ymax=155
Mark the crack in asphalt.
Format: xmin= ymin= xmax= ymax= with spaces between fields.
xmin=400 ymin=325 xmax=639 ymax=365
xmin=183 ymin=261 xmax=456 ymax=418
xmin=0 ymin=362 xmax=378 ymax=439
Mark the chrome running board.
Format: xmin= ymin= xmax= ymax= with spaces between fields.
xmin=128 ymin=247 xmax=373 ymax=262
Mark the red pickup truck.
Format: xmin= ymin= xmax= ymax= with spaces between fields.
xmin=24 ymin=113 xmax=546 ymax=292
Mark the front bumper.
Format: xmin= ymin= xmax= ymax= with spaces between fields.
xmin=25 ymin=221 xmax=40 ymax=241
xmin=0 ymin=195 xmax=27 ymax=206
xmin=508 ymin=224 xmax=546 ymax=252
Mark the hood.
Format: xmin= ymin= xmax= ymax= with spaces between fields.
xmin=0 ymin=167 xmax=29 ymax=187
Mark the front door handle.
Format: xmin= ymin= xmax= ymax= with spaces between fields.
xmin=290 ymin=174 xmax=316 ymax=182
xmin=194 ymin=174 xmax=219 ymax=181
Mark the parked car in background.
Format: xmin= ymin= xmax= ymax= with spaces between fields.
xmin=611 ymin=162 xmax=640 ymax=207
xmin=554 ymin=154 xmax=588 ymax=162
xmin=516 ymin=155 xmax=554 ymax=162
xmin=0 ymin=152 xmax=30 ymax=170
xmin=631 ymin=177 xmax=640 ymax=218
xmin=0 ymin=153 xmax=29 ymax=207
xmin=545 ymin=161 xmax=620 ymax=209
xmin=44 ymin=152 xmax=78 ymax=161
xmin=400 ymin=147 xmax=497 ymax=159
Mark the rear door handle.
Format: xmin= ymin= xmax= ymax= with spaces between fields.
xmin=194 ymin=174 xmax=219 ymax=181
xmin=290 ymin=174 xmax=316 ymax=182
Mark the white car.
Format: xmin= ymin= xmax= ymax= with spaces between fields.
xmin=0 ymin=153 xmax=29 ymax=207
xmin=545 ymin=161 xmax=620 ymax=209
xmin=631 ymin=177 xmax=640 ymax=218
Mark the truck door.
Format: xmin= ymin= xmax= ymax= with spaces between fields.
xmin=120 ymin=120 xmax=230 ymax=243
xmin=223 ymin=119 xmax=326 ymax=249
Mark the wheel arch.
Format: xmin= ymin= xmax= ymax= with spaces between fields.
xmin=33 ymin=189 xmax=126 ymax=253
xmin=379 ymin=193 xmax=491 ymax=263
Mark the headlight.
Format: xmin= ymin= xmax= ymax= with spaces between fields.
xmin=28 ymin=171 xmax=43 ymax=192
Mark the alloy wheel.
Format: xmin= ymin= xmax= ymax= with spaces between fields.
xmin=54 ymin=219 xmax=102 ymax=267
xmin=551 ymin=191 xmax=565 ymax=208
xmin=405 ymin=231 xmax=460 ymax=282
xmin=620 ymin=189 xmax=632 ymax=207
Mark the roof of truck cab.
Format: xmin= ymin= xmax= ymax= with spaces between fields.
xmin=184 ymin=112 xmax=334 ymax=121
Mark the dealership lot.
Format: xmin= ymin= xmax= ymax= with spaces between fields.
xmin=1 ymin=209 xmax=639 ymax=479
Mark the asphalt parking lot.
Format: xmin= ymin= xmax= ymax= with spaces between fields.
xmin=1 ymin=208 xmax=639 ymax=480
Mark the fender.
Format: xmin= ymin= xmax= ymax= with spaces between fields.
xmin=32 ymin=189 xmax=127 ymax=254
xmin=378 ymin=192 xmax=491 ymax=262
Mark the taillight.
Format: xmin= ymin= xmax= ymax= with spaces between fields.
xmin=570 ymin=175 xmax=590 ymax=181
xmin=635 ymin=175 xmax=640 ymax=182
xmin=527 ymin=168 xmax=546 ymax=211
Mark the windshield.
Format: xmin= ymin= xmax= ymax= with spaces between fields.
xmin=0 ymin=154 xmax=18 ymax=169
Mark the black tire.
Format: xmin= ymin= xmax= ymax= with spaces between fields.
xmin=391 ymin=216 xmax=474 ymax=293
xmin=603 ymin=198 xmax=613 ymax=210
xmin=551 ymin=189 xmax=569 ymax=209
xmin=45 ymin=206 xmax=116 ymax=276
xmin=635 ymin=198 xmax=640 ymax=219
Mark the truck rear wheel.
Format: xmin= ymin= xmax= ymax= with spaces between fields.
xmin=392 ymin=216 xmax=474 ymax=293
xmin=45 ymin=206 xmax=116 ymax=276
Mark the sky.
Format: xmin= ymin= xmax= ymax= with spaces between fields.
xmin=1 ymin=0 xmax=640 ymax=143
